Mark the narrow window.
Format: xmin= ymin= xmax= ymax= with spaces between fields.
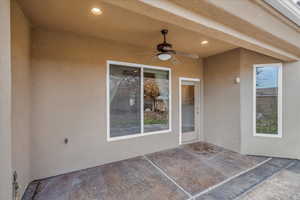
xmin=108 ymin=61 xmax=171 ymax=141
xmin=254 ymin=63 xmax=282 ymax=137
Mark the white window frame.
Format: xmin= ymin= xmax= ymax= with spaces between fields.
xmin=107 ymin=60 xmax=172 ymax=142
xmin=253 ymin=63 xmax=283 ymax=138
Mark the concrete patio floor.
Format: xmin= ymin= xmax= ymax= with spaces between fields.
xmin=23 ymin=142 xmax=299 ymax=200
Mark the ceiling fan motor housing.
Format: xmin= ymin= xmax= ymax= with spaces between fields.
xmin=155 ymin=29 xmax=198 ymax=61
xmin=157 ymin=42 xmax=173 ymax=52
xmin=156 ymin=29 xmax=175 ymax=53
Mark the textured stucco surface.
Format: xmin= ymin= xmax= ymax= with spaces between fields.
xmin=203 ymin=49 xmax=241 ymax=152
xmin=240 ymin=49 xmax=300 ymax=160
xmin=0 ymin=0 xmax=12 ymax=199
xmin=204 ymin=48 xmax=300 ymax=160
xmin=11 ymin=0 xmax=32 ymax=196
xmin=30 ymin=28 xmax=203 ymax=180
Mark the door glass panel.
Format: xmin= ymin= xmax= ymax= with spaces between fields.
xmin=181 ymin=84 xmax=195 ymax=133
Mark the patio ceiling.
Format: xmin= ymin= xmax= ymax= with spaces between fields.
xmin=100 ymin=0 xmax=300 ymax=61
xmin=17 ymin=0 xmax=237 ymax=58
xmin=170 ymin=0 xmax=300 ymax=59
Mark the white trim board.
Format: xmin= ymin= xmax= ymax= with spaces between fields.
xmin=264 ymin=0 xmax=300 ymax=27
xmin=106 ymin=60 xmax=172 ymax=142
xmin=253 ymin=63 xmax=283 ymax=138
xmin=178 ymin=77 xmax=201 ymax=145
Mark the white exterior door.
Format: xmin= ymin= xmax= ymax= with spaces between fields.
xmin=179 ymin=78 xmax=200 ymax=144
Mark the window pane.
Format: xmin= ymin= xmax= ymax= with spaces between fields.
xmin=256 ymin=67 xmax=278 ymax=134
xmin=181 ymin=84 xmax=195 ymax=133
xmin=110 ymin=65 xmax=141 ymax=137
xmin=144 ymin=69 xmax=169 ymax=132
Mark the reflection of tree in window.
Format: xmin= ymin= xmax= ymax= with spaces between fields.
xmin=256 ymin=68 xmax=263 ymax=87
xmin=144 ymin=77 xmax=160 ymax=111
xmin=143 ymin=70 xmax=169 ymax=133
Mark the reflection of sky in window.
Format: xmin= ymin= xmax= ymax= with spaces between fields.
xmin=256 ymin=67 xmax=278 ymax=88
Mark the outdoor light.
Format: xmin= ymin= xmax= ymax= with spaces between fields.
xmin=234 ymin=77 xmax=241 ymax=84
xmin=201 ymin=40 xmax=208 ymax=45
xmin=91 ymin=7 xmax=102 ymax=16
xmin=158 ymin=53 xmax=172 ymax=61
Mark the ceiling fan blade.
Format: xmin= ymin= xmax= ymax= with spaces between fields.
xmin=135 ymin=50 xmax=157 ymax=56
xmin=170 ymin=55 xmax=181 ymax=65
xmin=175 ymin=51 xmax=200 ymax=59
xmin=150 ymin=54 xmax=160 ymax=63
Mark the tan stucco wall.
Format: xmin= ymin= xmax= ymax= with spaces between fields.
xmin=0 ymin=0 xmax=12 ymax=199
xmin=11 ymin=0 xmax=32 ymax=196
xmin=203 ymin=48 xmax=300 ymax=159
xmin=30 ymin=28 xmax=203 ymax=179
xmin=281 ymin=61 xmax=300 ymax=160
xmin=203 ymin=49 xmax=241 ymax=152
xmin=240 ymin=49 xmax=300 ymax=159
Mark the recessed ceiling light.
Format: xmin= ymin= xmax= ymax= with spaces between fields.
xmin=201 ymin=40 xmax=208 ymax=45
xmin=91 ymin=7 xmax=102 ymax=16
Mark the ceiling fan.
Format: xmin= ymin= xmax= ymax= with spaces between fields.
xmin=154 ymin=29 xmax=200 ymax=63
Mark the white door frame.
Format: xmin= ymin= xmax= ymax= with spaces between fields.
xmin=179 ymin=77 xmax=201 ymax=145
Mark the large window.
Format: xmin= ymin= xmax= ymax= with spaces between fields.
xmin=253 ymin=63 xmax=282 ymax=137
xmin=107 ymin=61 xmax=171 ymax=141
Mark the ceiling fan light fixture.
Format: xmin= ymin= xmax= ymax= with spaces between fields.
xmin=157 ymin=53 xmax=172 ymax=61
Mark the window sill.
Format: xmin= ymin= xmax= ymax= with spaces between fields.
xmin=254 ymin=133 xmax=282 ymax=138
xmin=107 ymin=129 xmax=172 ymax=142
